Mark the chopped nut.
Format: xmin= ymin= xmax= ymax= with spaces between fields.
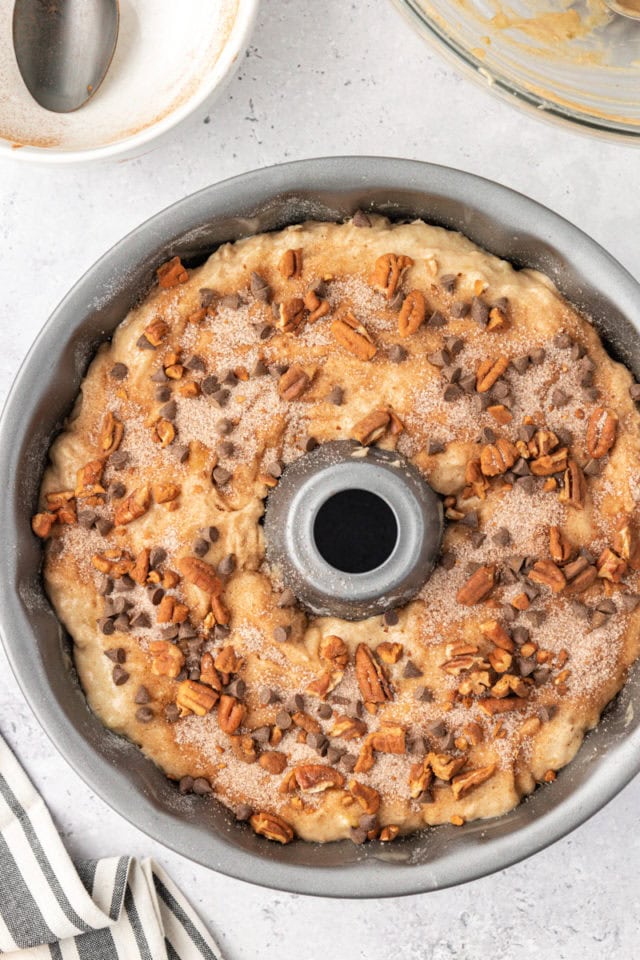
xmin=279 ymin=248 xmax=303 ymax=279
xmin=153 ymin=483 xmax=180 ymax=503
xmin=303 ymin=289 xmax=330 ymax=323
xmin=427 ymin=752 xmax=467 ymax=781
xmin=157 ymin=256 xmax=188 ymax=288
xmin=100 ymin=412 xmax=123 ymax=455
xmin=177 ymin=556 xmax=223 ymax=596
xmin=355 ymin=643 xmax=393 ymax=703
xmin=349 ymin=780 xmax=381 ymax=814
xmin=331 ymin=313 xmax=376 ymax=360
xmin=409 ymin=757 xmax=433 ymax=798
xmin=259 ymin=751 xmax=288 ymax=775
xmin=218 ymin=695 xmax=246 ymax=734
xmin=586 ymin=407 xmax=618 ymax=459
xmin=480 ymin=439 xmax=518 ymax=477
xmin=250 ymin=811 xmax=294 ymax=844
xmin=369 ymin=253 xmax=414 ymax=300
xmin=529 ymin=559 xmax=566 ymax=593
xmin=277 ymin=298 xmax=306 ymax=333
xmin=331 ymin=715 xmax=368 ymax=740
xmin=549 ymin=526 xmax=573 ymax=564
xmin=376 ymin=641 xmax=404 ymax=664
xmin=278 ymin=364 xmax=310 ymax=401
xmin=294 ymin=764 xmax=345 ymax=792
xmin=176 ymin=679 xmax=219 ymax=716
xmin=31 ymin=512 xmax=57 ymax=538
xmin=379 ymin=825 xmax=400 ymax=842
xmin=478 ymin=697 xmax=528 ymax=716
xmin=352 ymin=409 xmax=391 ymax=445
xmin=143 ymin=318 xmax=169 ymax=346
xmin=398 ymin=290 xmax=427 ymax=337
xmin=559 ymin=460 xmax=586 ymax=509
xmin=597 ymin=547 xmax=627 ymax=583
xmin=529 ymin=448 xmax=568 ymax=476
xmin=370 ymin=723 xmax=406 ymax=754
xmin=155 ymin=418 xmax=176 ymax=448
xmin=479 ymin=619 xmax=514 ymax=652
xmin=150 ymin=640 xmax=185 ymax=678
xmin=114 ymin=485 xmax=150 ymax=526
xmin=320 ymin=635 xmax=349 ymax=670
xmin=476 ymin=355 xmax=510 ymax=392
xmin=451 ymin=764 xmax=496 ymax=799
xmin=456 ymin=565 xmax=496 ymax=605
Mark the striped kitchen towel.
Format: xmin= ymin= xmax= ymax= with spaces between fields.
xmin=0 ymin=734 xmax=221 ymax=959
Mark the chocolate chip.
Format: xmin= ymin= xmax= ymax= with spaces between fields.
xmin=174 ymin=444 xmax=190 ymax=463
xmin=278 ymin=588 xmax=296 ymax=607
xmin=164 ymin=703 xmax=180 ymax=723
xmin=476 ymin=393 xmax=492 ymax=411
xmin=110 ymin=362 xmax=128 ymax=381
xmin=629 ymin=383 xmax=640 ymax=402
xmin=193 ymin=538 xmax=209 ymax=557
xmin=235 ymin=803 xmax=253 ymax=822
xmin=251 ymin=358 xmax=269 ymax=378
xmin=192 ymin=777 xmax=212 ymax=795
xmin=137 ymin=335 xmax=155 ymax=350
xmin=317 ymin=703 xmax=333 ymax=720
xmin=341 ymin=754 xmax=357 ymax=772
xmin=113 ymin=574 xmax=135 ymax=593
xmin=492 ymin=527 xmax=511 ymax=546
xmin=212 ymin=466 xmax=231 ymax=486
xmin=178 ymin=776 xmax=194 ymax=795
xmin=620 ymin=594 xmax=639 ymax=613
xmin=109 ymin=482 xmax=126 ymax=500
xmin=470 ymin=297 xmax=488 ymax=326
xmin=388 ymin=344 xmax=407 ymax=363
xmin=199 ymin=287 xmax=216 ymax=308
xmin=407 ymin=735 xmax=427 ymax=755
xmin=459 ymin=373 xmax=476 ymax=393
xmin=150 ymin=368 xmax=168 ymax=383
xmin=427 ymin=439 xmax=445 ymax=455
xmin=502 ymin=603 xmax=516 ymax=623
xmin=383 ymin=609 xmax=399 ymax=626
xmin=259 ymin=686 xmax=278 ymax=706
xmin=220 ymin=293 xmax=241 ymax=311
xmin=443 ymin=384 xmax=463 ymax=402
xmin=250 ymin=272 xmax=270 ymax=302
xmin=511 ymin=458 xmax=531 ymax=477
xmin=226 ymin=678 xmax=246 ymax=699
xmin=214 ymin=624 xmax=230 ymax=640
xmin=159 ymin=400 xmax=177 ymax=420
xmin=113 ymin=613 xmax=131 ymax=632
xmin=481 ymin=427 xmax=496 ymax=444
xmin=530 ymin=347 xmax=546 ymax=365
xmin=460 ymin=510 xmax=478 ymax=529
xmin=352 ymin=209 xmax=372 ymax=227
xmin=287 ymin=693 xmax=304 ymax=712
xmin=451 ymin=301 xmax=469 ymax=319
xmin=78 ymin=509 xmax=96 ymax=529
xmin=303 ymin=436 xmax=318 ymax=453
xmin=212 ymin=389 xmax=229 ymax=408
xmin=553 ymin=332 xmax=572 ymax=349
xmin=161 ymin=625 xmax=179 ymax=642
xmin=513 ymin=355 xmax=530 ymax=374
xmin=518 ymin=424 xmax=536 ymax=442
xmin=597 ymin=598 xmax=617 ymax=614
xmin=403 ymin=660 xmax=422 ymax=679
xmin=326 ymin=747 xmax=345 ymax=764
xmin=533 ymin=667 xmax=551 ymax=686
xmin=350 ymin=826 xmax=367 ymax=845
xmin=516 ymin=476 xmax=537 ymax=494
xmin=427 ymin=719 xmax=446 ymax=738
xmin=347 ymin=699 xmax=364 ymax=718
xmin=112 ymin=664 xmax=129 ymax=686
xmin=201 ymin=375 xmax=219 ymax=396
xmin=551 ymin=388 xmax=569 ymax=408
xmin=442 ymin=365 xmax=462 ymax=384
xmin=471 ymin=531 xmax=486 ymax=548
xmin=186 ymin=354 xmax=206 ymax=373
xmin=493 ymin=381 xmax=510 ymax=400
xmin=217 ymin=440 xmax=235 ymax=458
xmin=273 ymin=625 xmax=291 ymax=643
xmin=253 ymin=726 xmax=272 ymax=744
xmin=590 ymin=610 xmax=610 ymax=630
xmin=583 ymin=459 xmax=602 ymax=477
xmin=275 ymin=710 xmax=292 ymax=729
xmin=427 ymin=349 xmax=449 ymax=368
xmin=512 ymin=625 xmax=530 ymax=646
xmin=428 ymin=310 xmax=447 ymax=328
xmin=104 ymin=647 xmax=125 ymax=664
xmin=440 ymin=551 xmax=456 ymax=568
xmin=98 ymin=618 xmax=115 ymax=635
xmin=136 ymin=706 xmax=153 ymax=723
xmin=440 ymin=274 xmax=456 ymax=294
xmin=518 ymin=658 xmax=536 ymax=677
xmin=359 ymin=813 xmax=378 ymax=832
xmin=147 ymin=585 xmax=164 ymax=605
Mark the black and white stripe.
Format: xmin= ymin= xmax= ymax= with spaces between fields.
xmin=0 ymin=736 xmax=220 ymax=960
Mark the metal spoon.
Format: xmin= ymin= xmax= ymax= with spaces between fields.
xmin=13 ymin=0 xmax=119 ymax=113
xmin=605 ymin=0 xmax=640 ymax=20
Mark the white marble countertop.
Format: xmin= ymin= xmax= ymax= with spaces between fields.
xmin=1 ymin=1 xmax=639 ymax=957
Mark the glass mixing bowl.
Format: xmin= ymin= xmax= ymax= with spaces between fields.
xmin=393 ymin=0 xmax=640 ymax=141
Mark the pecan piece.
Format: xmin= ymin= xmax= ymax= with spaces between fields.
xmin=150 ymin=640 xmax=185 ymax=678
xmin=153 ymin=482 xmax=180 ymax=503
xmin=218 ymin=694 xmax=246 ymax=734
xmin=451 ymin=763 xmax=496 ymax=800
xmin=596 ymin=547 xmax=627 ymax=583
xmin=199 ymin=653 xmax=223 ymax=691
xmin=369 ymin=253 xmax=414 ymax=300
xmin=331 ymin=715 xmax=368 ymax=740
xmin=114 ymin=485 xmax=150 ymax=525
xmin=549 ymin=526 xmax=573 ymax=565
xmin=586 ymin=407 xmax=618 ymax=459
xmin=376 ymin=641 xmax=404 ymax=664
xmin=478 ymin=697 xmax=528 ymax=716
xmin=456 ymin=564 xmax=496 ymax=605
xmin=230 ymin=734 xmax=258 ymax=764
xmin=303 ymin=289 xmax=330 ymax=323
xmin=157 ymin=256 xmax=188 ymax=288
xmin=76 ymin=459 xmax=104 ymax=495
xmin=294 ymin=764 xmax=345 ymax=793
xmin=277 ymin=298 xmax=306 ymax=333
xmin=278 ymin=364 xmax=310 ymax=400
xmin=250 ymin=811 xmax=294 ymax=844
xmin=398 ymin=290 xmax=427 ymax=337
xmin=31 ymin=512 xmax=56 ymax=538
xmin=177 ymin=556 xmax=223 ymax=596
xmin=529 ymin=559 xmax=566 ymax=593
xmin=355 ymin=643 xmax=393 ymax=703
xmin=279 ymin=248 xmax=303 ymax=279
xmin=558 ymin=460 xmax=586 ymax=509
xmin=529 ymin=448 xmax=568 ymax=476
xmin=354 ymin=739 xmax=375 ymax=774
xmin=130 ymin=548 xmax=150 ymax=584
xmin=464 ymin=459 xmax=489 ymax=499
xmin=155 ymin=418 xmax=176 ymax=447
xmin=143 ymin=318 xmax=169 ymax=346
xmin=529 ymin=429 xmax=559 ymax=458
xmin=331 ymin=313 xmax=376 ymax=360
xmin=320 ymin=635 xmax=349 ymax=670
xmin=613 ymin=518 xmax=640 ymax=567
xmin=259 ymin=751 xmax=288 ymax=775
xmin=305 ymin=670 xmax=343 ymax=699
xmin=480 ymin=438 xmax=518 ymax=477
xmin=370 ymin=723 xmax=406 ymax=754
xmin=476 ymin=355 xmax=510 ymax=392
xmin=409 ymin=758 xmax=433 ymax=799
xmin=176 ymin=679 xmax=219 ymax=716
xmin=100 ymin=412 xmax=123 ymax=455
xmin=427 ymin=752 xmax=467 ymax=781
xmin=351 ymin=409 xmax=391 ymax=445
xmin=479 ymin=619 xmax=514 ymax=652
xmin=348 ymin=780 xmax=381 ymax=814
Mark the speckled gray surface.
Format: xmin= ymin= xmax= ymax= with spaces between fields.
xmin=1 ymin=0 xmax=639 ymax=956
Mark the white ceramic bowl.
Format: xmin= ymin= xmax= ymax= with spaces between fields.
xmin=0 ymin=0 xmax=258 ymax=163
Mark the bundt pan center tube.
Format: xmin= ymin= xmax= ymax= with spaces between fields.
xmin=1 ymin=157 xmax=639 ymax=898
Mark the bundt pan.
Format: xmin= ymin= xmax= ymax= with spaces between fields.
xmin=1 ymin=157 xmax=639 ymax=898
